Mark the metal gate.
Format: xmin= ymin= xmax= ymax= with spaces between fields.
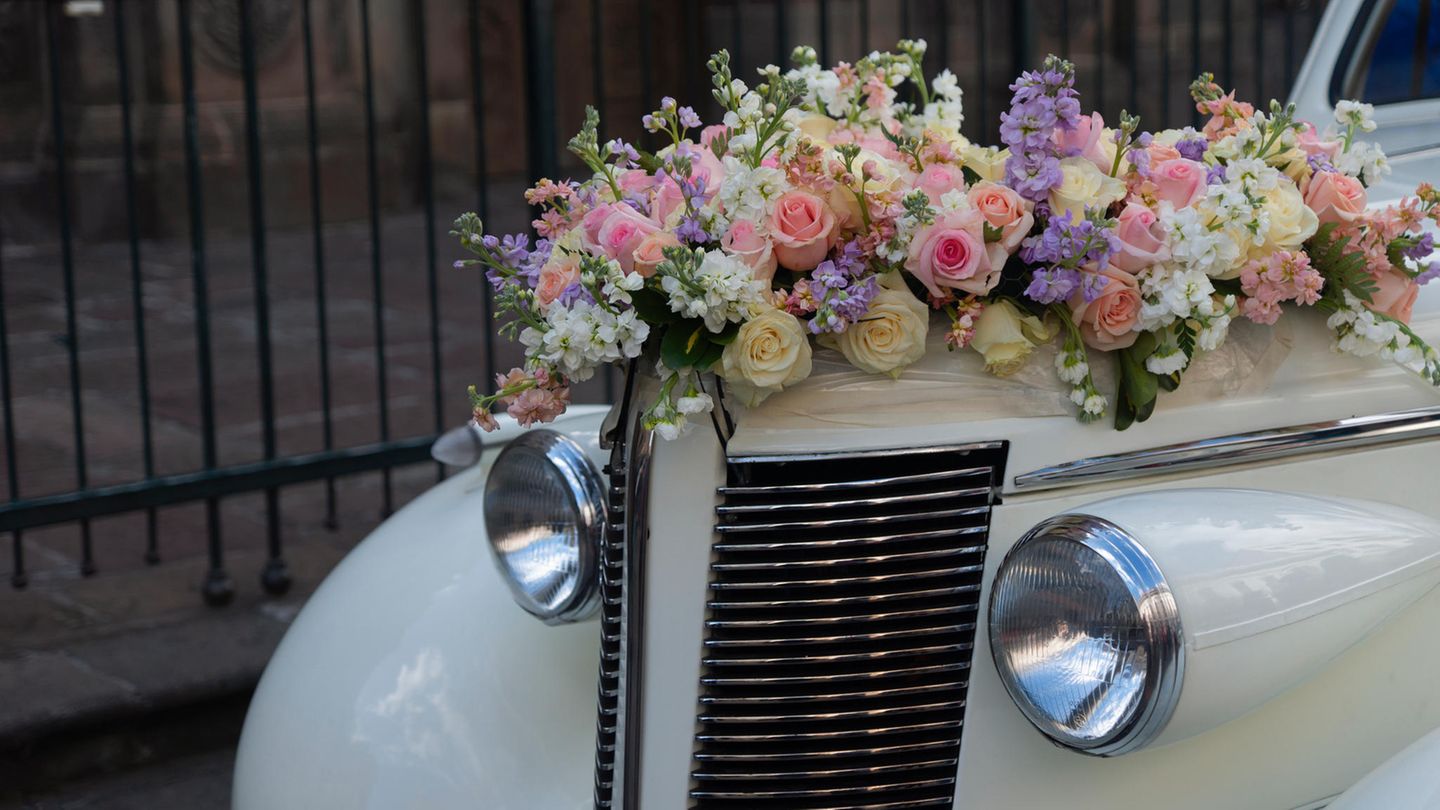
xmin=0 ymin=0 xmax=1328 ymax=602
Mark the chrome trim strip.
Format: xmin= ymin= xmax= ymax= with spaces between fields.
xmin=707 ymin=604 xmax=977 ymax=628
xmin=1012 ymin=405 xmax=1440 ymax=493
xmin=710 ymin=546 xmax=979 ymax=571
xmin=699 ymin=681 xmax=965 ymax=704
xmin=727 ymin=441 xmax=1004 ymax=465
xmin=717 ymin=467 xmax=991 ymax=495
xmin=700 ymin=661 xmax=971 ymax=686
xmin=703 ymin=642 xmax=974 ymax=667
xmin=693 ymin=757 xmax=960 ymax=781
xmin=615 ymin=416 xmax=653 ymax=809
xmin=696 ymin=719 xmax=963 ymax=743
xmin=713 ymin=505 xmax=989 ymax=533
xmin=713 ymin=526 xmax=987 ymax=552
xmin=689 ymin=774 xmax=956 ymax=799
xmin=693 ymin=738 xmax=959 ymax=761
xmin=707 ymin=584 xmax=982 ymax=610
xmin=702 ymin=622 xmax=977 ymax=647
xmin=714 ymin=486 xmax=992 ymax=514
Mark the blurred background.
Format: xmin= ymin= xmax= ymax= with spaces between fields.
xmin=0 ymin=0 xmax=1329 ymax=805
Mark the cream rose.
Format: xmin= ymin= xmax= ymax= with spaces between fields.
xmin=720 ymin=306 xmax=813 ymax=406
xmin=1048 ymin=157 xmax=1126 ymax=221
xmin=822 ymin=274 xmax=929 ymax=377
xmin=970 ymin=300 xmax=1054 ymax=376
xmin=791 ymin=112 xmax=838 ymax=142
xmin=960 ymin=144 xmax=1009 ymax=183
xmin=1258 ymin=181 xmax=1320 ymax=254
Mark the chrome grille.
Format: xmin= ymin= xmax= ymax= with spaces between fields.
xmin=593 ymin=434 xmax=626 ymax=808
xmin=691 ymin=444 xmax=1005 ymax=810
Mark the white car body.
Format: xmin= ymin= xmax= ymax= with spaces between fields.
xmin=234 ymin=1 xmax=1440 ymax=807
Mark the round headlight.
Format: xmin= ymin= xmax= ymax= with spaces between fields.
xmin=988 ymin=514 xmax=1184 ymax=756
xmin=483 ymin=430 xmax=604 ymax=624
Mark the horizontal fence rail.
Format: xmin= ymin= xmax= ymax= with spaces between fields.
xmin=0 ymin=0 xmax=1327 ymax=601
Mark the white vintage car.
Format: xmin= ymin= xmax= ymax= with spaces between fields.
xmin=233 ymin=1 xmax=1440 ymax=807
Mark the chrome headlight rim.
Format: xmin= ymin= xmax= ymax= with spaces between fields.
xmin=988 ymin=513 xmax=1185 ymax=757
xmin=484 ymin=429 xmax=605 ymax=624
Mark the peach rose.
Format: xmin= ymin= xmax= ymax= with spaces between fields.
xmin=1305 ymin=171 xmax=1368 ymax=225
xmin=1069 ymin=265 xmax=1142 ymax=350
xmin=967 ymin=181 xmax=1034 ymax=253
xmin=631 ymin=231 xmax=680 ymax=278
xmin=904 ymin=208 xmax=1006 ymax=298
xmin=1111 ymin=202 xmax=1171 ymax=273
xmin=1367 ymin=268 xmax=1420 ymax=323
xmin=594 ymin=204 xmax=659 ymax=273
xmin=721 ymin=220 xmax=778 ymax=283
xmin=1150 ymin=159 xmax=1208 ymax=209
xmin=1146 ymin=142 xmax=1182 ymax=165
xmin=913 ymin=162 xmax=968 ymax=205
xmin=1055 ymin=112 xmax=1111 ymax=173
xmin=769 ymin=190 xmax=837 ymax=270
xmin=535 ymin=254 xmax=581 ymax=308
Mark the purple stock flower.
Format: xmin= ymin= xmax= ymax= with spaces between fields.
xmin=555 ymin=280 xmax=594 ymax=308
xmin=1403 ymin=233 xmax=1435 ymax=264
xmin=1205 ymin=163 xmax=1228 ymax=186
xmin=1024 ymin=267 xmax=1081 ymax=304
xmin=1307 ymin=152 xmax=1336 ymax=174
xmin=1000 ymin=57 xmax=1081 ymax=202
xmin=678 ymin=106 xmax=702 ymax=129
xmin=1175 ymin=136 xmax=1208 ymax=162
xmin=1078 ymin=270 xmax=1109 ymax=302
xmin=807 ymin=241 xmax=880 ymax=334
xmin=1416 ymin=263 xmax=1440 ymax=286
xmin=675 ymin=215 xmax=710 ymax=244
xmin=605 ymin=139 xmax=640 ymax=168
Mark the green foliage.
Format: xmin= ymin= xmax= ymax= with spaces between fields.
xmin=659 ymin=319 xmax=733 ymax=372
xmin=1114 ymin=332 xmax=1161 ymax=431
xmin=1308 ymin=222 xmax=1378 ymax=304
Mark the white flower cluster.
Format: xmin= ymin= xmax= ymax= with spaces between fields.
xmin=661 ymin=250 xmax=767 ymax=332
xmin=1325 ymin=291 xmax=1434 ymax=376
xmin=1334 ymin=100 xmax=1377 ymax=134
xmin=716 ymin=156 xmax=785 ymax=225
xmin=1160 ymin=203 xmax=1243 ymax=278
xmin=787 ymin=62 xmax=848 ymax=119
xmin=591 ymin=257 xmax=645 ymax=305
xmin=1055 ymin=346 xmax=1106 ymax=416
xmin=520 ymin=301 xmax=650 ymax=382
xmin=643 ymin=364 xmax=715 ymax=440
xmin=1135 ymin=265 xmax=1236 ymax=374
xmin=1333 ymin=141 xmax=1390 ymax=186
xmin=917 ymin=69 xmax=964 ymax=135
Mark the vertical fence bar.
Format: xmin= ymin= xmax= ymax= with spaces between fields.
xmin=524 ymin=0 xmax=560 ymax=183
xmin=1191 ymin=0 xmax=1202 ymax=126
xmin=470 ymin=0 xmax=497 ymax=389
xmin=1254 ymin=0 xmax=1264 ymax=102
xmin=1222 ymin=0 xmax=1234 ymax=85
xmin=1161 ymin=0 xmax=1171 ymax=124
xmin=1283 ymin=1 xmax=1297 ymax=90
xmin=112 ymin=0 xmax=159 ymax=564
xmin=937 ymin=0 xmax=949 ymax=72
xmin=1095 ymin=0 xmax=1106 ymax=115
xmin=818 ymin=0 xmax=830 ymax=66
xmin=237 ymin=0 xmax=289 ymax=595
xmin=776 ymin=0 xmax=789 ymax=64
xmin=859 ymin=0 xmax=869 ymax=54
xmin=1127 ymin=0 xmax=1138 ymax=114
xmin=1011 ymin=1 xmax=1031 ymax=96
xmin=637 ymin=0 xmax=652 ymax=149
xmin=976 ymin=0 xmax=988 ymax=139
xmin=900 ymin=0 xmax=911 ymax=37
xmin=413 ymin=0 xmax=445 ymax=473
xmin=0 ymin=220 xmax=23 ymax=588
xmin=299 ymin=0 xmax=337 ymax=530
xmin=358 ymin=0 xmax=393 ymax=516
xmin=1060 ymin=0 xmax=1071 ymax=60
xmin=177 ymin=0 xmax=232 ymax=606
xmin=44 ymin=4 xmax=94 ymax=578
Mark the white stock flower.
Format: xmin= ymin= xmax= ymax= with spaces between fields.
xmin=717 ymin=156 xmax=786 ymax=224
xmin=1146 ymin=347 xmax=1188 ymax=375
xmin=661 ymin=250 xmax=767 ymax=333
xmin=1333 ymin=141 xmax=1390 ymax=186
xmin=1335 ymin=100 xmax=1377 ymax=133
xmin=528 ymin=300 xmax=650 ymax=381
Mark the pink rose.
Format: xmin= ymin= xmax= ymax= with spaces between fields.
xmin=535 ymin=255 xmax=581 ymax=308
xmin=1367 ymin=268 xmax=1420 ymax=324
xmin=1296 ymin=122 xmax=1341 ymax=163
xmin=700 ymin=124 xmax=728 ymax=148
xmin=904 ymin=208 xmax=1005 ymax=298
xmin=913 ymin=162 xmax=968 ymax=205
xmin=1069 ymin=265 xmax=1142 ymax=350
xmin=1305 ymin=171 xmax=1368 ymax=225
xmin=721 ymin=220 xmax=778 ymax=283
xmin=1150 ymin=159 xmax=1208 ymax=209
xmin=594 ymin=204 xmax=659 ymax=273
xmin=631 ymin=231 xmax=680 ymax=278
xmin=653 ymin=144 xmax=726 ymax=221
xmin=967 ymin=181 xmax=1034 ymax=253
xmin=769 ymin=190 xmax=838 ymax=270
xmin=1111 ymin=202 xmax=1171 ymax=273
xmin=617 ymin=169 xmax=658 ymax=197
xmin=1055 ymin=112 xmax=1110 ymax=173
xmin=580 ymin=202 xmax=620 ymax=245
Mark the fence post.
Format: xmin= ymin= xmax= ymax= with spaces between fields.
xmin=1010 ymin=0 xmax=1032 ymax=79
xmin=524 ymin=0 xmax=559 ymax=184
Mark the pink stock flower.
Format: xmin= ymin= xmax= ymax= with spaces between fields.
xmin=1239 ymin=250 xmax=1323 ymax=325
xmin=507 ymin=386 xmax=570 ymax=427
xmin=472 ymin=407 xmax=500 ymax=432
xmin=769 ymin=190 xmax=838 ymax=270
xmin=1198 ymin=91 xmax=1254 ymax=140
xmin=1111 ymin=202 xmax=1171 ymax=273
xmin=1069 ymin=265 xmax=1141 ymax=350
xmin=1305 ymin=171 xmax=1368 ymax=225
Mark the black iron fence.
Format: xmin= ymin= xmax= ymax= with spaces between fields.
xmin=0 ymin=0 xmax=1328 ymax=603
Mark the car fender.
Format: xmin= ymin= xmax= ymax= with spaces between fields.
xmin=232 ymin=406 xmax=610 ymax=810
xmin=1329 ymin=725 xmax=1440 ymax=809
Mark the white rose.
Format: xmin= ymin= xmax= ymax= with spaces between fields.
xmin=1257 ymin=180 xmax=1319 ymax=254
xmin=1048 ymin=157 xmax=1126 ymax=221
xmin=821 ymin=273 xmax=929 ymax=377
xmin=720 ymin=307 xmax=813 ymax=406
xmin=791 ymin=111 xmax=838 ymax=142
xmin=970 ymin=299 xmax=1054 ymax=376
xmin=960 ymin=144 xmax=1008 ymax=183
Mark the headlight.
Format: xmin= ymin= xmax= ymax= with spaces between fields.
xmin=483 ymin=430 xmax=604 ymax=624
xmin=988 ymin=514 xmax=1184 ymax=756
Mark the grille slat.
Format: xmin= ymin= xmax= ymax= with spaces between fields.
xmin=592 ymin=446 xmax=627 ymax=810
xmin=690 ymin=444 xmax=1004 ymax=810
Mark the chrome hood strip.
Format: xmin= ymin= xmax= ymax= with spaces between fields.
xmin=1012 ymin=405 xmax=1440 ymax=493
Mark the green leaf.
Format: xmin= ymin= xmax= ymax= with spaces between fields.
xmin=629 ymin=287 xmax=677 ymax=324
xmin=1114 ymin=341 xmax=1160 ymax=430
xmin=711 ymin=321 xmax=741 ymax=346
xmin=983 ymin=223 xmax=1005 ymax=243
xmin=660 ymin=319 xmax=715 ymax=370
xmin=961 ymin=166 xmax=983 ymax=186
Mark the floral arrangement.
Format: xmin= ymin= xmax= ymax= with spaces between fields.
xmin=454 ymin=42 xmax=1440 ymax=438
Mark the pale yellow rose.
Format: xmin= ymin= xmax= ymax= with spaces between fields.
xmin=1269 ymin=146 xmax=1311 ymax=185
xmin=1258 ymin=180 xmax=1320 ymax=255
xmin=1048 ymin=157 xmax=1127 ymax=220
xmin=820 ymin=273 xmax=929 ymax=377
xmin=960 ymin=144 xmax=1008 ymax=183
xmin=720 ymin=307 xmax=812 ymax=406
xmin=1213 ymin=223 xmax=1259 ymax=280
xmin=970 ymin=300 xmax=1055 ymax=376
xmin=792 ymin=112 xmax=838 ymax=142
